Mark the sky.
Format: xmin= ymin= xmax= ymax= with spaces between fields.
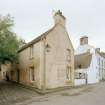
xmin=0 ymin=0 xmax=105 ymax=51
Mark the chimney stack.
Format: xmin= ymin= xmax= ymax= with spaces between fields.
xmin=53 ymin=10 xmax=66 ymax=27
xmin=95 ymin=48 xmax=100 ymax=53
xmin=80 ymin=36 xmax=88 ymax=45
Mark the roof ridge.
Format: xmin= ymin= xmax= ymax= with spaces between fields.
xmin=18 ymin=25 xmax=57 ymax=52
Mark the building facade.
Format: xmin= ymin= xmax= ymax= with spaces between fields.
xmin=96 ymin=50 xmax=105 ymax=80
xmin=16 ymin=10 xmax=74 ymax=90
xmin=75 ymin=36 xmax=105 ymax=85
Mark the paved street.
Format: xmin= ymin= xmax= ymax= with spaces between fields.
xmin=0 ymin=81 xmax=105 ymax=105
xmin=0 ymin=81 xmax=39 ymax=105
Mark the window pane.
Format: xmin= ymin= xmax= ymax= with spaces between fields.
xmin=30 ymin=45 xmax=34 ymax=58
xmin=66 ymin=67 xmax=71 ymax=80
xmin=30 ymin=68 xmax=35 ymax=81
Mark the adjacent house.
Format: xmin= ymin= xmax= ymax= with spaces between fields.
xmin=96 ymin=51 xmax=105 ymax=80
xmin=75 ymin=36 xmax=105 ymax=85
xmin=16 ymin=10 xmax=74 ymax=91
xmin=0 ymin=61 xmax=12 ymax=80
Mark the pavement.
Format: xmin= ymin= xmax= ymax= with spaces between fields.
xmin=0 ymin=80 xmax=105 ymax=105
xmin=0 ymin=80 xmax=39 ymax=105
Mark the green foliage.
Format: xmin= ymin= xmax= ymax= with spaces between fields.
xmin=0 ymin=14 xmax=22 ymax=64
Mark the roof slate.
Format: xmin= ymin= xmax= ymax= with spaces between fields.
xmin=18 ymin=25 xmax=56 ymax=52
xmin=75 ymin=52 xmax=92 ymax=69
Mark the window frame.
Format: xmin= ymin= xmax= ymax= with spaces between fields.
xmin=66 ymin=49 xmax=71 ymax=62
xmin=66 ymin=66 xmax=71 ymax=81
xmin=30 ymin=68 xmax=35 ymax=82
xmin=30 ymin=45 xmax=34 ymax=59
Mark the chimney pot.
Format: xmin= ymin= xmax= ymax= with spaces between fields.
xmin=53 ymin=10 xmax=66 ymax=26
xmin=95 ymin=48 xmax=100 ymax=53
xmin=80 ymin=36 xmax=88 ymax=45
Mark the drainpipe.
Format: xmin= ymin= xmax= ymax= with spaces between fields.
xmin=42 ymin=37 xmax=46 ymax=91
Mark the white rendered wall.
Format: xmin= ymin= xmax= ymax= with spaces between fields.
xmin=96 ymin=53 xmax=105 ymax=80
xmin=75 ymin=79 xmax=86 ymax=86
xmin=75 ymin=44 xmax=100 ymax=84
xmin=75 ymin=44 xmax=95 ymax=55
xmin=87 ymin=53 xmax=99 ymax=84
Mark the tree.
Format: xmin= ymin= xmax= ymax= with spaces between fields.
xmin=0 ymin=14 xmax=23 ymax=64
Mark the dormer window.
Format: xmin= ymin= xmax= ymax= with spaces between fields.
xmin=30 ymin=45 xmax=34 ymax=58
xmin=66 ymin=49 xmax=71 ymax=62
xmin=45 ymin=44 xmax=51 ymax=52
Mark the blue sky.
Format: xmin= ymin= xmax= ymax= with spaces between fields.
xmin=0 ymin=0 xmax=105 ymax=51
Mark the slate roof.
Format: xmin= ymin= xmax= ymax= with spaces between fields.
xmin=98 ymin=52 xmax=105 ymax=58
xmin=18 ymin=25 xmax=56 ymax=52
xmin=75 ymin=52 xmax=92 ymax=69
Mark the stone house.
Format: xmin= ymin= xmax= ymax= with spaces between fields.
xmin=16 ymin=10 xmax=74 ymax=90
xmin=0 ymin=61 xmax=12 ymax=80
xmin=75 ymin=36 xmax=105 ymax=85
xmin=0 ymin=61 xmax=18 ymax=82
